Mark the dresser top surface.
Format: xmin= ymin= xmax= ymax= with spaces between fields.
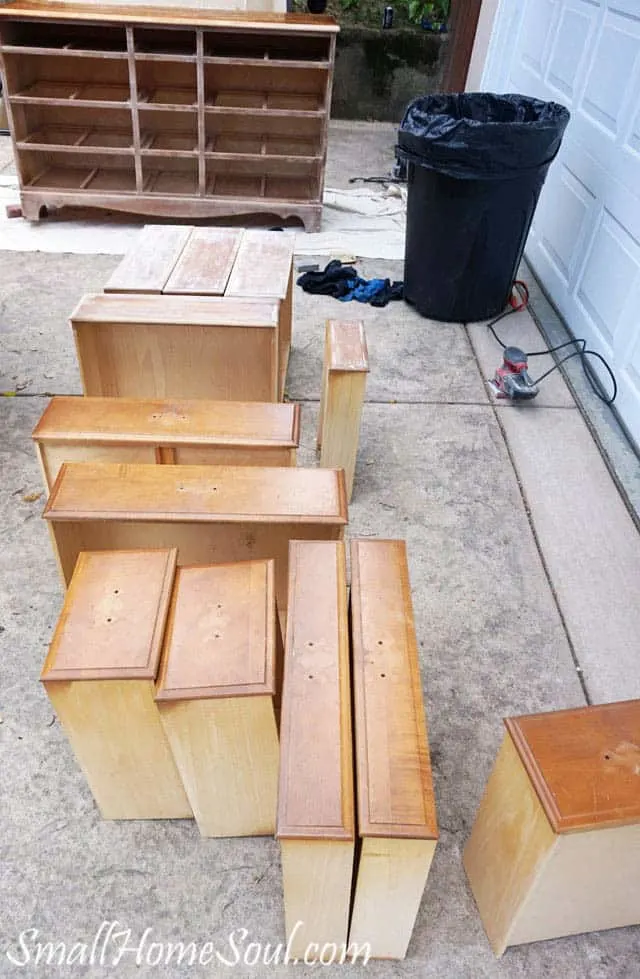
xmin=506 ymin=700 xmax=640 ymax=832
xmin=0 ymin=2 xmax=339 ymax=34
xmin=105 ymin=227 xmax=296 ymax=301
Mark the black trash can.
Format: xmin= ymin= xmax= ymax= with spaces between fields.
xmin=397 ymin=93 xmax=570 ymax=322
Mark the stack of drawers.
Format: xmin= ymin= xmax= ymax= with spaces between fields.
xmin=36 ymin=222 xmax=441 ymax=962
xmin=42 ymin=539 xmax=439 ymax=960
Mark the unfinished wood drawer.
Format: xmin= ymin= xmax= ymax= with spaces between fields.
xmin=317 ymin=320 xmax=369 ymax=502
xmin=349 ymin=539 xmax=438 ymax=960
xmin=156 ymin=560 xmax=279 ymax=838
xmin=43 ymin=462 xmax=348 ymax=621
xmin=464 ymin=701 xmax=640 ymax=956
xmin=33 ymin=396 xmax=300 ymax=491
xmin=277 ymin=540 xmax=354 ymax=960
xmin=41 ymin=548 xmax=191 ymax=821
xmin=104 ymin=227 xmax=295 ymax=399
xmin=71 ymin=293 xmax=280 ymax=402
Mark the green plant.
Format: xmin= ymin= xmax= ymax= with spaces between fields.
xmin=407 ymin=0 xmax=449 ymax=26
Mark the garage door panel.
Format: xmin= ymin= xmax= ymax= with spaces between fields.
xmin=615 ymin=353 xmax=640 ymax=437
xmin=625 ymin=106 xmax=640 ymax=156
xmin=624 ymin=322 xmax=640 ymax=395
xmin=483 ymin=0 xmax=640 ymax=446
xmin=575 ymin=210 xmax=640 ymax=350
xmin=580 ymin=14 xmax=640 ymax=137
xmin=509 ymin=59 xmax=554 ymax=102
xmin=609 ymin=0 xmax=640 ymax=18
xmin=528 ymin=239 xmax=616 ymax=362
xmin=557 ymin=113 xmax=640 ymax=196
xmin=556 ymin=137 xmax=640 ymax=269
xmin=546 ymin=1 xmax=597 ymax=103
xmin=535 ymin=163 xmax=596 ymax=284
xmin=518 ymin=0 xmax=559 ymax=79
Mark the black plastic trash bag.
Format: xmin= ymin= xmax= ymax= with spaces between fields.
xmin=396 ymin=93 xmax=570 ymax=321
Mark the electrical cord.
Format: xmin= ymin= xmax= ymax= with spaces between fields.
xmin=485 ymin=285 xmax=618 ymax=405
xmin=349 ymin=176 xmax=400 ymax=185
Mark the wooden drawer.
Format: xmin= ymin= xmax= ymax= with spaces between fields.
xmin=464 ymin=700 xmax=640 ymax=955
xmin=70 ymin=292 xmax=280 ymax=402
xmin=156 ymin=559 xmax=279 ymax=838
xmin=276 ymin=540 xmax=354 ymax=959
xmin=349 ymin=539 xmax=438 ymax=960
xmin=33 ymin=396 xmax=300 ymax=490
xmin=104 ymin=226 xmax=295 ymax=400
xmin=41 ymin=548 xmax=191 ymax=820
xmin=43 ymin=462 xmax=348 ymax=621
xmin=317 ymin=319 xmax=369 ymax=502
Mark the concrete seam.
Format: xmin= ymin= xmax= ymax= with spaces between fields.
xmin=1 ymin=392 xmax=53 ymax=398
xmin=526 ymin=281 xmax=640 ymax=537
xmin=464 ymin=323 xmax=592 ymax=706
xmin=291 ymin=397 xmax=576 ymax=408
xmin=0 ymin=394 xmax=592 ymax=409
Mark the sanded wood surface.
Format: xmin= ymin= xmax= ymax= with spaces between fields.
xmin=464 ymin=727 xmax=640 ymax=955
xmin=20 ymin=190 xmax=322 ymax=230
xmin=317 ymin=320 xmax=368 ymax=500
xmin=71 ymin=292 xmax=278 ymax=327
xmin=350 ymin=539 xmax=438 ymax=840
xmin=280 ymin=840 xmax=355 ymax=959
xmin=33 ymin=397 xmax=300 ymax=447
xmin=44 ymin=676 xmax=192 ymax=820
xmin=348 ymin=837 xmax=437 ymax=959
xmin=277 ymin=540 xmax=354 ymax=841
xmin=42 ymin=549 xmax=177 ymax=681
xmin=158 ymin=695 xmax=279 ymax=837
xmin=0 ymin=8 xmax=335 ymax=227
xmin=102 ymin=227 xmax=294 ymax=399
xmin=507 ymin=821 xmax=640 ymax=948
xmin=44 ymin=462 xmax=347 ymax=524
xmin=164 ymin=229 xmax=242 ymax=296
xmin=463 ymin=732 xmax=557 ymax=956
xmin=34 ymin=397 xmax=299 ymax=487
xmin=72 ymin=295 xmax=279 ymax=402
xmin=327 ymin=319 xmax=369 ymax=372
xmin=226 ymin=230 xmax=295 ymax=302
xmin=106 ymin=227 xmax=295 ymax=300
xmin=104 ymin=226 xmax=191 ymax=294
xmin=506 ymin=700 xmax=640 ymax=833
xmin=0 ymin=2 xmax=340 ymax=33
xmin=156 ymin=560 xmax=275 ymax=701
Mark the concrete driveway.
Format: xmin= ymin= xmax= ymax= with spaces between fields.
xmin=1 ymin=123 xmax=639 ymax=979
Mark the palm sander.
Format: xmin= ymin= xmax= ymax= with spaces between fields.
xmin=489 ymin=346 xmax=539 ymax=400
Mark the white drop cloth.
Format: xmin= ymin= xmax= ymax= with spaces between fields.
xmin=0 ymin=177 xmax=406 ymax=261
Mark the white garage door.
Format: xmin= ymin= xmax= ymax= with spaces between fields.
xmin=480 ymin=0 xmax=640 ymax=448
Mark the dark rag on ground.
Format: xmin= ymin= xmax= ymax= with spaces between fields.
xmin=297 ymin=260 xmax=404 ymax=307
